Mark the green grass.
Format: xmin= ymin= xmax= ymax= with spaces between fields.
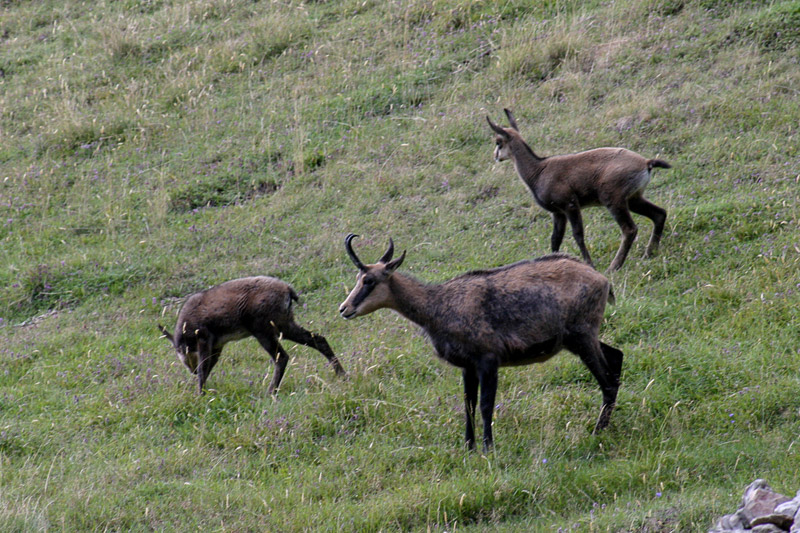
xmin=1 ymin=0 xmax=799 ymax=530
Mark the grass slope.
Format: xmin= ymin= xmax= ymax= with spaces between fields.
xmin=1 ymin=0 xmax=799 ymax=530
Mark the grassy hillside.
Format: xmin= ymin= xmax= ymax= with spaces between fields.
xmin=1 ymin=0 xmax=799 ymax=530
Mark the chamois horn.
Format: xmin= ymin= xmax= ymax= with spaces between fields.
xmin=344 ymin=233 xmax=367 ymax=272
xmin=379 ymin=238 xmax=395 ymax=264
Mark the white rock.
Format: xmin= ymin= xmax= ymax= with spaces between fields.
xmin=740 ymin=483 xmax=790 ymax=528
xmin=752 ymin=524 xmax=786 ymax=533
xmin=776 ymin=500 xmax=800 ymax=518
xmin=743 ymin=480 xmax=773 ymax=507
xmin=790 ymin=505 xmax=800 ymax=533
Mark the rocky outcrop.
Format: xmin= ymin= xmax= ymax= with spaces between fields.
xmin=710 ymin=480 xmax=800 ymax=533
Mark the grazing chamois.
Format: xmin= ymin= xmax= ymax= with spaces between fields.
xmin=487 ymin=108 xmax=670 ymax=271
xmin=158 ymin=276 xmax=345 ymax=394
xmin=339 ymin=234 xmax=623 ymax=450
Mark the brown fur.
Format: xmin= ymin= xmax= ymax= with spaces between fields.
xmin=158 ymin=276 xmax=345 ymax=394
xmin=488 ymin=108 xmax=670 ymax=271
xmin=340 ymin=234 xmax=622 ymax=450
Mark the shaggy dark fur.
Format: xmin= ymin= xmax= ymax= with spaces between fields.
xmin=340 ymin=235 xmax=622 ymax=450
xmin=159 ymin=276 xmax=345 ymax=394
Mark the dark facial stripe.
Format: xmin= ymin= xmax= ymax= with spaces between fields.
xmin=350 ymin=281 xmax=376 ymax=309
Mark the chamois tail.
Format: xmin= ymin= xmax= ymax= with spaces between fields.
xmin=647 ymin=159 xmax=671 ymax=170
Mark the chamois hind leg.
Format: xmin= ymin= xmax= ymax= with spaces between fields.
xmin=550 ymin=212 xmax=567 ymax=252
xmin=462 ymin=367 xmax=479 ymax=450
xmin=281 ymin=322 xmax=346 ymax=377
xmin=629 ymin=196 xmax=667 ymax=258
xmin=607 ymin=204 xmax=638 ymax=272
xmin=565 ymin=333 xmax=619 ymax=433
xmin=251 ymin=330 xmax=290 ymax=395
xmin=600 ymin=342 xmax=624 ymax=388
xmin=566 ymin=208 xmax=594 ymax=268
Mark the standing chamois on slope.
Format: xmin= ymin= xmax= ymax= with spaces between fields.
xmin=488 ymin=108 xmax=670 ymax=271
xmin=159 ymin=276 xmax=345 ymax=394
xmin=339 ymin=234 xmax=623 ymax=450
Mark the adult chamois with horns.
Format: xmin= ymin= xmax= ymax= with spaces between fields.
xmin=159 ymin=276 xmax=345 ymax=394
xmin=339 ymin=234 xmax=623 ymax=450
xmin=488 ymin=108 xmax=670 ymax=271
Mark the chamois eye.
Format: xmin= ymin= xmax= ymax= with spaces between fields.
xmin=363 ymin=278 xmax=375 ymax=288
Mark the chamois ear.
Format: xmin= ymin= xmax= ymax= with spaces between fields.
xmin=158 ymin=324 xmax=174 ymax=343
xmin=384 ymin=250 xmax=406 ymax=273
xmin=503 ymin=108 xmax=519 ymax=131
xmin=486 ymin=115 xmax=509 ymax=138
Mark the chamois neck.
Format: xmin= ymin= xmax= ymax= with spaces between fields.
xmin=511 ymin=140 xmax=544 ymax=182
xmin=387 ymin=273 xmax=441 ymax=329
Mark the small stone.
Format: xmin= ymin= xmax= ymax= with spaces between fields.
xmin=714 ymin=512 xmax=746 ymax=531
xmin=776 ymin=500 xmax=800 ymax=518
xmin=751 ymin=524 xmax=786 ymax=533
xmin=736 ymin=509 xmax=751 ymax=527
xmin=751 ymin=513 xmax=793 ymax=529
xmin=743 ymin=480 xmax=775 ymax=507
xmin=790 ymin=506 xmax=800 ymax=533
xmin=726 ymin=512 xmax=747 ymax=529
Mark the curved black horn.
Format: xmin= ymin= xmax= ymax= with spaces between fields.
xmin=344 ymin=233 xmax=367 ymax=271
xmin=486 ymin=115 xmax=508 ymax=137
xmin=378 ymin=238 xmax=395 ymax=264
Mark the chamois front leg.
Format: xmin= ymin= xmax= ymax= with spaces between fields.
xmin=478 ymin=357 xmax=499 ymax=451
xmin=566 ymin=208 xmax=594 ymax=268
xmin=607 ymin=205 xmax=638 ymax=272
xmin=267 ymin=345 xmax=290 ymax=395
xmin=550 ymin=212 xmax=567 ymax=252
xmin=462 ymin=367 xmax=479 ymax=450
xmin=251 ymin=330 xmax=289 ymax=395
xmin=195 ymin=329 xmax=214 ymax=394
xmin=204 ymin=347 xmax=222 ymax=381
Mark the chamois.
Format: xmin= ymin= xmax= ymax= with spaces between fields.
xmin=339 ymin=234 xmax=623 ymax=450
xmin=487 ymin=108 xmax=670 ymax=271
xmin=158 ymin=276 xmax=345 ymax=394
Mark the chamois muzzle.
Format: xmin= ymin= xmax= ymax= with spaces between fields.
xmin=339 ymin=305 xmax=356 ymax=319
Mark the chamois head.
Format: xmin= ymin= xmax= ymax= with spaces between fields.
xmin=487 ymin=108 xmax=522 ymax=162
xmin=339 ymin=233 xmax=405 ymax=319
xmin=158 ymin=323 xmax=200 ymax=374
